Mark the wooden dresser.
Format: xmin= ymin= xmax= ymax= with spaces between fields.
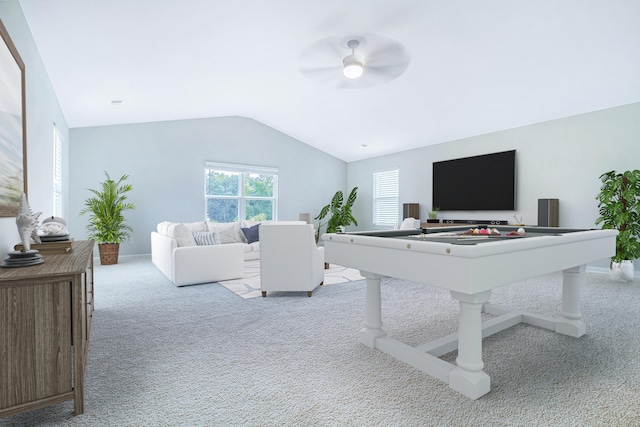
xmin=0 ymin=240 xmax=94 ymax=418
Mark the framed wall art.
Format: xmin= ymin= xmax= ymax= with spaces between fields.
xmin=0 ymin=18 xmax=27 ymax=217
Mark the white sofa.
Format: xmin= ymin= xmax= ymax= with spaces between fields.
xmin=151 ymin=220 xmax=304 ymax=287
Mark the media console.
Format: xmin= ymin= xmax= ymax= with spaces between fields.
xmin=421 ymin=219 xmax=509 ymax=228
xmin=440 ymin=219 xmax=509 ymax=225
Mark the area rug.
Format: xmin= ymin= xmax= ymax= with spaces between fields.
xmin=217 ymin=260 xmax=364 ymax=298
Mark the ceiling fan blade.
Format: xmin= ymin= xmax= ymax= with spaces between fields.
xmin=366 ymin=43 xmax=409 ymax=66
xmin=298 ymin=33 xmax=410 ymax=88
xmin=299 ymin=36 xmax=346 ymax=67
xmin=365 ymin=43 xmax=410 ymax=80
xmin=299 ymin=65 xmax=340 ymax=74
xmin=365 ymin=59 xmax=410 ymax=80
xmin=300 ymin=65 xmax=340 ymax=79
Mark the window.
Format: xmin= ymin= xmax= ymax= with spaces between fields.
xmin=52 ymin=124 xmax=63 ymax=217
xmin=204 ymin=162 xmax=278 ymax=222
xmin=373 ymin=168 xmax=399 ymax=227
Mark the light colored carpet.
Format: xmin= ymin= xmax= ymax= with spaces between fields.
xmin=2 ymin=255 xmax=639 ymax=426
xmin=217 ymin=260 xmax=364 ymax=298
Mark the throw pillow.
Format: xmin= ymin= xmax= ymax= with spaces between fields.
xmin=192 ymin=231 xmax=221 ymax=246
xmin=206 ymin=221 xmax=246 ymax=244
xmin=167 ymin=223 xmax=197 ymax=247
xmin=241 ymin=223 xmax=260 ymax=244
xmin=241 ymin=219 xmax=261 ymax=229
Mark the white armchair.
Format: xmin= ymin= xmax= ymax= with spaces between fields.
xmin=259 ymin=223 xmax=325 ymax=297
xmin=399 ymin=217 xmax=420 ymax=229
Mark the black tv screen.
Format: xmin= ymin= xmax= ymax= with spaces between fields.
xmin=432 ymin=150 xmax=516 ymax=211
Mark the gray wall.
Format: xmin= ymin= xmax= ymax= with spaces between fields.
xmin=0 ymin=1 xmax=70 ymax=255
xmin=68 ymin=116 xmax=346 ymax=256
xmin=347 ymin=102 xmax=640 ymax=272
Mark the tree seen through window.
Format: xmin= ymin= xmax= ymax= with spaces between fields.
xmin=205 ymin=164 xmax=277 ymax=222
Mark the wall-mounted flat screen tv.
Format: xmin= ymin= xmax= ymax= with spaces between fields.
xmin=432 ymin=150 xmax=516 ymax=211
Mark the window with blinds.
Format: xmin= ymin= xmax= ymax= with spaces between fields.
xmin=52 ymin=124 xmax=63 ymax=217
xmin=373 ymin=168 xmax=399 ymax=227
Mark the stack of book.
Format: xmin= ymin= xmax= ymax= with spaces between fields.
xmin=14 ymin=239 xmax=74 ymax=255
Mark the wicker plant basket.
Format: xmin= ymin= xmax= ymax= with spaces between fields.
xmin=98 ymin=243 xmax=120 ymax=265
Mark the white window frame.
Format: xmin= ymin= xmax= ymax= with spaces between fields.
xmin=372 ymin=168 xmax=399 ymax=228
xmin=204 ymin=161 xmax=278 ymax=222
xmin=52 ymin=123 xmax=63 ymax=217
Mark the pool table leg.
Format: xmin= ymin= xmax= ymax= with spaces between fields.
xmin=449 ymin=290 xmax=492 ymax=400
xmin=358 ymin=271 xmax=388 ymax=348
xmin=556 ymin=264 xmax=586 ymax=337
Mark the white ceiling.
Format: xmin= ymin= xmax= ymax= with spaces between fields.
xmin=18 ymin=0 xmax=640 ymax=162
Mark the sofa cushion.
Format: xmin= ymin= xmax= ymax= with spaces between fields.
xmin=183 ymin=221 xmax=208 ymax=232
xmin=157 ymin=221 xmax=171 ymax=235
xmin=207 ymin=221 xmax=246 ymax=244
xmin=241 ymin=223 xmax=260 ymax=244
xmin=167 ymin=223 xmax=197 ymax=247
xmin=158 ymin=221 xmax=206 ymax=236
xmin=225 ymin=242 xmax=253 ymax=254
xmin=192 ymin=231 xmax=221 ymax=246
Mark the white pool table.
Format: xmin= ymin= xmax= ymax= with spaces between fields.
xmin=322 ymin=226 xmax=617 ymax=399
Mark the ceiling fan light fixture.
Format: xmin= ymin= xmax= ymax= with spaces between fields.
xmin=343 ymin=55 xmax=364 ymax=79
xmin=299 ymin=35 xmax=409 ymax=88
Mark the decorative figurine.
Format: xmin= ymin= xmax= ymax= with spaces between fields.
xmin=513 ymin=213 xmax=524 ymax=226
xmin=1 ymin=193 xmax=45 ymax=268
xmin=16 ymin=192 xmax=42 ymax=251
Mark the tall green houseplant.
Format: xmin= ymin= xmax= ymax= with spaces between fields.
xmin=80 ymin=172 xmax=135 ymax=265
xmin=315 ymin=187 xmax=358 ymax=241
xmin=595 ymin=169 xmax=640 ymax=266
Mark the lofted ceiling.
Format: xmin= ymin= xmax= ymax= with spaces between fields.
xmin=18 ymin=0 xmax=640 ymax=162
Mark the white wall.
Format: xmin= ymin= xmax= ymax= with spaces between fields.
xmin=68 ymin=116 xmax=347 ymax=256
xmin=0 ymin=1 xmax=69 ymax=255
xmin=347 ymin=102 xmax=640 ymax=272
xmin=3 ymin=0 xmax=639 ymax=274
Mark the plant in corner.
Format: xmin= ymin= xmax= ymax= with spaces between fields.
xmin=79 ymin=172 xmax=135 ymax=265
xmin=315 ymin=187 xmax=358 ymax=242
xmin=595 ymin=169 xmax=640 ymax=281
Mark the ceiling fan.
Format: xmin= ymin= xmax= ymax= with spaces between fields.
xmin=299 ymin=34 xmax=411 ymax=88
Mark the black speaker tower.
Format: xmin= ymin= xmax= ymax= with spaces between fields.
xmin=403 ymin=203 xmax=420 ymax=220
xmin=538 ymin=199 xmax=559 ymax=227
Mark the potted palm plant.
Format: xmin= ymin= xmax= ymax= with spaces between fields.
xmin=595 ymin=169 xmax=640 ymax=281
xmin=315 ymin=187 xmax=358 ymax=242
xmin=80 ymin=172 xmax=135 ymax=265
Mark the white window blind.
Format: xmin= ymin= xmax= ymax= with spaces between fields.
xmin=52 ymin=124 xmax=63 ymax=217
xmin=373 ymin=168 xmax=399 ymax=227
